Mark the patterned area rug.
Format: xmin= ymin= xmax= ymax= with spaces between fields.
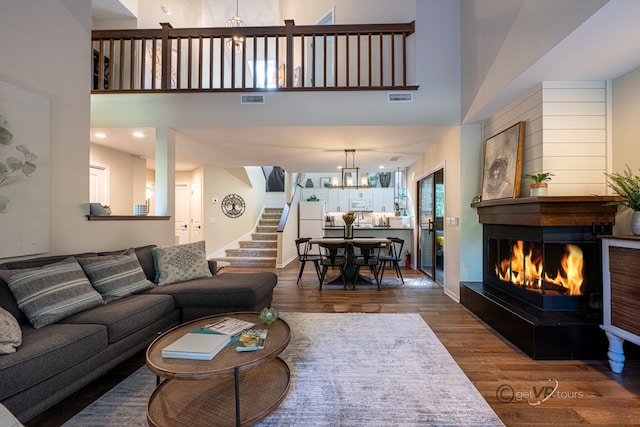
xmin=63 ymin=313 xmax=503 ymax=426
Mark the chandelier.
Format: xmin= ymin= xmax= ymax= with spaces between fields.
xmin=226 ymin=0 xmax=245 ymax=52
xmin=341 ymin=149 xmax=360 ymax=188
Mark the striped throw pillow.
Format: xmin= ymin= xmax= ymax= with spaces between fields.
xmin=77 ymin=253 xmax=154 ymax=302
xmin=0 ymin=257 xmax=105 ymax=329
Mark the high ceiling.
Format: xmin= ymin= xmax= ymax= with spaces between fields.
xmin=90 ymin=0 xmax=640 ymax=173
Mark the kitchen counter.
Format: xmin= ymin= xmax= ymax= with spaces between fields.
xmin=322 ymin=227 xmax=413 ymax=246
xmin=322 ymin=226 xmax=410 ymax=230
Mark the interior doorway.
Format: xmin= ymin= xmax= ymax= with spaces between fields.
xmin=89 ymin=162 xmax=109 ymax=206
xmin=417 ymin=168 xmax=444 ymax=285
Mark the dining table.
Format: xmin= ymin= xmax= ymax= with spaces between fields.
xmin=309 ymin=237 xmax=391 ymax=284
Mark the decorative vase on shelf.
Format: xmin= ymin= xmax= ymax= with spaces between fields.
xmin=530 ymin=183 xmax=548 ymax=196
xmin=368 ymin=173 xmax=379 ymax=187
xmin=632 ymin=211 xmax=640 ymax=236
xmin=379 ymin=172 xmax=391 ymax=187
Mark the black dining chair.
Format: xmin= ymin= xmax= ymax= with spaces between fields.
xmin=317 ymin=241 xmax=348 ymax=290
xmin=352 ymin=240 xmax=382 ymax=290
xmin=295 ymin=238 xmax=322 ymax=285
xmin=378 ymin=237 xmax=404 ymax=284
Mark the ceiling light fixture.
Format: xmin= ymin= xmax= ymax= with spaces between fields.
xmin=94 ymin=132 xmax=107 ymax=139
xmin=226 ymin=0 xmax=245 ymax=52
xmin=132 ymin=131 xmax=145 ymax=138
xmin=341 ymin=149 xmax=360 ymax=188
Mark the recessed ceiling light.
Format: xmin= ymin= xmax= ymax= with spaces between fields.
xmin=94 ymin=132 xmax=107 ymax=139
xmin=379 ymin=165 xmax=385 ymax=169
xmin=133 ymin=131 xmax=145 ymax=138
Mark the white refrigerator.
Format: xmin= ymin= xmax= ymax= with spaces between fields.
xmin=299 ymin=201 xmax=325 ymax=238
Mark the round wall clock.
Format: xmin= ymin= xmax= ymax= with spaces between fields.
xmin=221 ymin=194 xmax=246 ymax=218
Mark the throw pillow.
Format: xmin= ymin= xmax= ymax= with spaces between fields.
xmin=152 ymin=240 xmax=212 ymax=286
xmin=0 ymin=257 xmax=105 ymax=329
xmin=77 ymin=253 xmax=154 ymax=302
xmin=0 ymin=307 xmax=21 ymax=354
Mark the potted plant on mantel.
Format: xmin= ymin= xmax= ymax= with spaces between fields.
xmin=524 ymin=172 xmax=554 ymax=196
xmin=605 ymin=165 xmax=640 ymax=235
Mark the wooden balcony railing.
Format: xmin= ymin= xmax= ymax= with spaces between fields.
xmin=91 ymin=20 xmax=417 ymax=93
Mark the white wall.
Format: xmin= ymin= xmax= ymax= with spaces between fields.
xmin=0 ymin=0 xmax=174 ymax=262
xmin=484 ymin=81 xmax=608 ymax=197
xmin=408 ymin=124 xmax=482 ymax=301
xmin=612 ymin=65 xmax=640 ymax=234
xmin=460 ymin=0 xmax=608 ymax=122
xmin=202 ymin=165 xmax=267 ymax=256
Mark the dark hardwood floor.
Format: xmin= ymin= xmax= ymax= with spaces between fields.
xmin=26 ymin=263 xmax=640 ymax=427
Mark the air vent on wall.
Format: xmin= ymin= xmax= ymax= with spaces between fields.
xmin=387 ymin=92 xmax=413 ymax=103
xmin=241 ymin=94 xmax=265 ymax=104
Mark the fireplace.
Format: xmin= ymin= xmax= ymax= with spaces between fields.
xmin=461 ymin=196 xmax=619 ymax=359
xmin=484 ymin=223 xmax=601 ymax=311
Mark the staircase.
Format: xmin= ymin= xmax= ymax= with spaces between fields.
xmin=218 ymin=207 xmax=282 ymax=268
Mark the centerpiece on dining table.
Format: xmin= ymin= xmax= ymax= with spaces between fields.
xmin=343 ymin=211 xmax=356 ymax=238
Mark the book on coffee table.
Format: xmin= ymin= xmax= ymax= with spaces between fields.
xmin=236 ymin=329 xmax=268 ymax=352
xmin=202 ymin=316 xmax=256 ymax=336
xmin=162 ymin=331 xmax=230 ymax=360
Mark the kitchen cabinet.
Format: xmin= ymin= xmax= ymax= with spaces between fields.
xmin=302 ymin=188 xmax=327 ymax=201
xmin=372 ymin=188 xmax=395 ymax=212
xmin=327 ymin=190 xmax=350 ymax=212
xmin=600 ymin=236 xmax=640 ymax=373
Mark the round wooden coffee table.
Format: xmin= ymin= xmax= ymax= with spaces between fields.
xmin=146 ymin=312 xmax=291 ymax=427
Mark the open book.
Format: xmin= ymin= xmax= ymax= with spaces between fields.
xmin=202 ymin=317 xmax=256 ymax=336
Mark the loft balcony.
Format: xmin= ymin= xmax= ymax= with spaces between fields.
xmin=92 ymin=20 xmax=418 ymax=93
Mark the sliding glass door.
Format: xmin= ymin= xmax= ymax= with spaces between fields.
xmin=418 ymin=168 xmax=444 ymax=284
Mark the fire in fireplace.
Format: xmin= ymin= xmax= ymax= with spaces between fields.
xmin=484 ymin=224 xmax=597 ymax=310
xmin=494 ymin=240 xmax=584 ymax=295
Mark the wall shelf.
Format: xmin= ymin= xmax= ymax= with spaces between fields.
xmin=86 ymin=215 xmax=171 ymax=221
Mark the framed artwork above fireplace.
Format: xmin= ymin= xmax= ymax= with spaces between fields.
xmin=481 ymin=121 xmax=525 ymax=201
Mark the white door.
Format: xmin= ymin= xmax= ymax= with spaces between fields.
xmin=190 ymin=179 xmax=202 ymax=242
xmin=89 ymin=163 xmax=109 ymax=205
xmin=175 ymin=183 xmax=189 ymax=244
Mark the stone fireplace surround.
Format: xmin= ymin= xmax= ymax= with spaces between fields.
xmin=461 ymin=196 xmax=619 ymax=360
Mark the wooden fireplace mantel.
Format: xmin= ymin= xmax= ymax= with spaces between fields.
xmin=471 ymin=196 xmax=621 ymax=227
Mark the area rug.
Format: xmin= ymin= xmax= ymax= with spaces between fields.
xmin=62 ymin=312 xmax=503 ymax=426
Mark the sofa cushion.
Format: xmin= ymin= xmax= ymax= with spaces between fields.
xmin=152 ymin=241 xmax=212 ymax=286
xmin=0 ymin=253 xmax=98 ymax=325
xmin=0 ymin=323 xmax=107 ymax=401
xmin=77 ymin=253 xmax=154 ymax=302
xmin=0 ymin=307 xmax=21 ymax=354
xmin=148 ymin=272 xmax=277 ymax=308
xmin=0 ymin=257 xmax=105 ymax=329
xmin=99 ymin=245 xmax=157 ymax=283
xmin=60 ymin=294 xmax=175 ymax=343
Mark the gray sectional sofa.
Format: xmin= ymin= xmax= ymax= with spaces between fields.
xmin=0 ymin=244 xmax=277 ymax=423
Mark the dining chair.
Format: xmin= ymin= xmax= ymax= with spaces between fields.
xmin=352 ymin=240 xmax=382 ymax=290
xmin=295 ymin=237 xmax=322 ymax=285
xmin=317 ymin=241 xmax=348 ymax=290
xmin=378 ymin=237 xmax=404 ymax=284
